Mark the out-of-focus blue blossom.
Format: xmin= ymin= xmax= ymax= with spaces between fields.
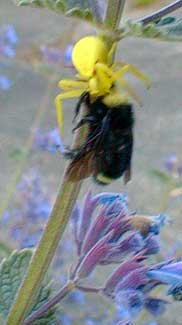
xmin=0 ymin=75 xmax=10 ymax=90
xmin=40 ymin=43 xmax=74 ymax=67
xmin=1 ymin=169 xmax=54 ymax=248
xmin=59 ymin=314 xmax=72 ymax=325
xmin=164 ymin=154 xmax=182 ymax=178
xmin=1 ymin=25 xmax=18 ymax=45
xmin=41 ymin=46 xmax=63 ymax=64
xmin=64 ymin=44 xmax=73 ymax=66
xmin=68 ymin=290 xmax=86 ymax=305
xmin=33 ymin=128 xmax=65 ymax=153
xmin=84 ymin=319 xmax=100 ymax=325
xmin=0 ymin=25 xmax=18 ymax=58
xmin=0 ymin=25 xmax=18 ymax=91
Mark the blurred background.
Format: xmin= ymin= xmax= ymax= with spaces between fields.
xmin=0 ymin=0 xmax=182 ymax=324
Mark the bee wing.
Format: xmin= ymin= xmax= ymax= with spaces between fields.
xmin=66 ymin=151 xmax=97 ymax=182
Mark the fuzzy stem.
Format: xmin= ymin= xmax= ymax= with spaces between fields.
xmin=23 ymin=282 xmax=75 ymax=325
xmin=104 ymin=0 xmax=126 ymax=30
xmin=6 ymin=1 xmax=125 ymax=324
xmin=104 ymin=0 xmax=126 ymax=49
xmin=6 ymin=123 xmax=86 ymax=325
xmin=138 ymin=0 xmax=182 ymax=25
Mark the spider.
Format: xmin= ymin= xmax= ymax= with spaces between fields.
xmin=55 ymin=35 xmax=150 ymax=136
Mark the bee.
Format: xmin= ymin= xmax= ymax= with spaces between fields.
xmin=65 ymin=90 xmax=134 ymax=185
xmin=55 ymin=36 xmax=150 ymax=184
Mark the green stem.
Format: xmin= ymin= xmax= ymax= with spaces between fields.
xmin=103 ymin=0 xmax=126 ymax=52
xmin=6 ymin=1 xmax=125 ymax=324
xmin=7 ymin=181 xmax=81 ymax=325
xmin=6 ymin=123 xmax=87 ymax=325
xmin=104 ymin=0 xmax=126 ymax=31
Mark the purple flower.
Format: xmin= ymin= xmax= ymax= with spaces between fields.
xmin=115 ymin=289 xmax=144 ymax=319
xmin=68 ymin=191 xmax=182 ymax=323
xmin=103 ymin=254 xmax=146 ymax=297
xmin=1 ymin=169 xmax=54 ymax=248
xmin=0 ymin=75 xmax=10 ymax=90
xmin=1 ymin=25 xmax=18 ymax=44
xmin=0 ymin=24 xmax=18 ymax=58
xmin=41 ymin=46 xmax=63 ymax=64
xmin=144 ymin=235 xmax=160 ymax=255
xmin=164 ymin=154 xmax=182 ymax=178
xmin=33 ymin=128 xmax=65 ymax=152
xmin=164 ymin=154 xmax=178 ymax=172
xmin=75 ymin=232 xmax=112 ymax=279
xmin=64 ymin=44 xmax=73 ymax=66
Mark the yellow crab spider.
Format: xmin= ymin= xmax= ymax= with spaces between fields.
xmin=55 ymin=35 xmax=150 ymax=136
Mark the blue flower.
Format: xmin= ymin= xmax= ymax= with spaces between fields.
xmin=41 ymin=46 xmax=62 ymax=64
xmin=1 ymin=25 xmax=18 ymax=45
xmin=0 ymin=75 xmax=10 ymax=90
xmin=64 ymin=44 xmax=73 ymax=66
xmin=33 ymin=128 xmax=65 ymax=152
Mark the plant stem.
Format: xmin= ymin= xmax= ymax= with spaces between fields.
xmin=6 ymin=124 xmax=86 ymax=325
xmin=23 ymin=282 xmax=75 ymax=325
xmin=105 ymin=0 xmax=126 ymax=30
xmin=138 ymin=0 xmax=182 ymax=25
xmin=6 ymin=1 xmax=125 ymax=324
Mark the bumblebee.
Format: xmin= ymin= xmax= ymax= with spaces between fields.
xmin=66 ymin=90 xmax=134 ymax=184
xmin=55 ymin=36 xmax=150 ymax=184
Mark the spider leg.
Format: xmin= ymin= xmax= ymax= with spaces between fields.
xmin=55 ymin=89 xmax=85 ymax=136
xmin=108 ymin=42 xmax=117 ymax=63
xmin=113 ymin=63 xmax=150 ymax=89
xmin=59 ymin=79 xmax=87 ymax=90
xmin=118 ymin=78 xmax=143 ymax=106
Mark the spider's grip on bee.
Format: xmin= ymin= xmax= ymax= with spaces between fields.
xmin=54 ymin=35 xmax=150 ymax=185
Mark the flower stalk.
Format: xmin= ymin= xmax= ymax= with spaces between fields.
xmin=6 ymin=1 xmax=127 ymax=324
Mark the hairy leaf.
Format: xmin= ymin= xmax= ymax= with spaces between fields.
xmin=13 ymin=0 xmax=106 ymax=24
xmin=123 ymin=17 xmax=182 ymax=41
xmin=0 ymin=249 xmax=57 ymax=324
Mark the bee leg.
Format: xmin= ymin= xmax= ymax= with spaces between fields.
xmin=72 ymin=115 xmax=96 ymax=132
xmin=73 ymin=91 xmax=90 ymax=122
xmin=63 ymin=147 xmax=79 ymax=159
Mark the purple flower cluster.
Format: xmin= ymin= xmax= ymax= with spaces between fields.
xmin=1 ymin=169 xmax=53 ymax=248
xmin=68 ymin=191 xmax=182 ymax=323
xmin=40 ymin=44 xmax=73 ymax=67
xmin=164 ymin=154 xmax=182 ymax=178
xmin=0 ymin=25 xmax=18 ymax=91
xmin=33 ymin=128 xmax=65 ymax=153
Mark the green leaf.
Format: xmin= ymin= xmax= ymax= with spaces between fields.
xmin=123 ymin=17 xmax=182 ymax=41
xmin=0 ymin=249 xmax=57 ymax=324
xmin=13 ymin=0 xmax=99 ymax=24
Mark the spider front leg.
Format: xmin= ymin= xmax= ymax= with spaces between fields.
xmin=55 ymin=88 xmax=85 ymax=136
